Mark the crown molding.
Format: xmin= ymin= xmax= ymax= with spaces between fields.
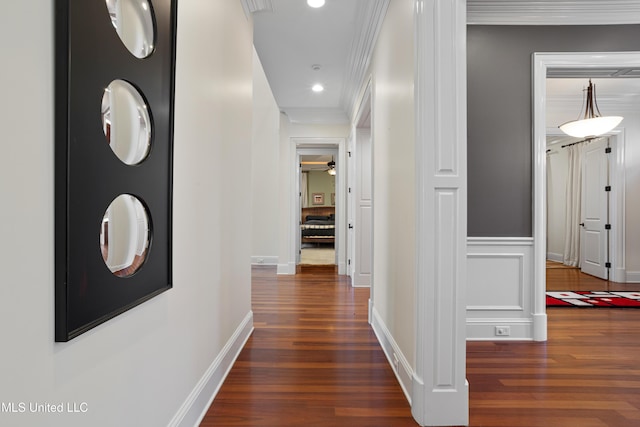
xmin=467 ymin=0 xmax=640 ymax=25
xmin=547 ymin=94 xmax=640 ymax=113
xmin=240 ymin=0 xmax=274 ymax=17
xmin=340 ymin=0 xmax=390 ymax=121
xmin=282 ymin=107 xmax=350 ymax=125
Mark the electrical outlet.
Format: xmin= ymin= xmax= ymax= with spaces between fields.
xmin=495 ymin=326 xmax=510 ymax=336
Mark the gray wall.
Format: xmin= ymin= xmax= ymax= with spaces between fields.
xmin=467 ymin=24 xmax=640 ymax=237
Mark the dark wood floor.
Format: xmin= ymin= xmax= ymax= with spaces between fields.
xmin=200 ymin=265 xmax=640 ymax=427
xmin=546 ymin=262 xmax=640 ymax=291
xmin=201 ymin=265 xmax=418 ymax=426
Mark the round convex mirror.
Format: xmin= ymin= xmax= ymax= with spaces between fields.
xmin=100 ymin=194 xmax=151 ymax=277
xmin=101 ymin=80 xmax=152 ymax=165
xmin=105 ymin=0 xmax=156 ymax=59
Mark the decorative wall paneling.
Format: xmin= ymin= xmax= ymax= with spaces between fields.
xmin=467 ymin=238 xmax=535 ymax=341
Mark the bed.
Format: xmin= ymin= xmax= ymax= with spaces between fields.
xmin=301 ymin=206 xmax=335 ymax=244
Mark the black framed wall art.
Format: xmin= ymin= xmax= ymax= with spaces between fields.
xmin=55 ymin=0 xmax=177 ymax=341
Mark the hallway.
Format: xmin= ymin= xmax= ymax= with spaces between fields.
xmin=201 ymin=266 xmax=640 ymax=427
xmin=200 ymin=266 xmax=418 ymax=426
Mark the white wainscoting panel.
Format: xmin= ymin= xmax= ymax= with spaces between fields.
xmin=467 ymin=237 xmax=534 ymax=340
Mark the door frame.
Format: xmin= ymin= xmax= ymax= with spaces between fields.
xmin=533 ymin=52 xmax=634 ymax=339
xmin=290 ymin=138 xmax=346 ymax=274
xmin=349 ymin=79 xmax=373 ymax=290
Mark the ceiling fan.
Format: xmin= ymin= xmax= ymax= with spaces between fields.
xmin=300 ymin=156 xmax=336 ymax=175
xmin=326 ymin=158 xmax=336 ymax=175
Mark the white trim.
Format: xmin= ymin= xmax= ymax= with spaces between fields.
xmin=413 ymin=1 xmax=468 ymax=425
xmin=533 ymin=52 xmax=640 ymax=341
xmin=467 ymin=236 xmax=533 ymax=246
xmin=370 ymin=307 xmax=413 ymax=404
xmin=289 ymin=138 xmax=347 ymax=275
xmin=240 ymin=0 xmax=274 ymax=15
xmin=341 ymin=1 xmax=389 ymax=120
xmin=547 ymin=252 xmax=563 ymax=263
xmin=277 ymin=262 xmax=296 ymax=275
xmin=467 ymin=0 xmax=640 ymax=25
xmin=251 ymin=256 xmax=278 ymax=266
xmin=467 ymin=319 xmax=534 ymax=341
xmin=609 ymin=131 xmax=627 ymax=284
xmin=169 ymin=311 xmax=254 ymax=427
xmin=625 ymin=272 xmax=640 ymax=283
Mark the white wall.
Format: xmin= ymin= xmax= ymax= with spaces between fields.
xmin=0 ymin=1 xmax=253 ymax=426
xmin=368 ymin=0 xmax=416 ymax=395
xmin=251 ymin=49 xmax=281 ymax=265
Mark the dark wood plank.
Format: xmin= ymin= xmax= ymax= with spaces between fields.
xmin=200 ymin=266 xmax=418 ymax=427
xmin=547 ymin=263 xmax=640 ymax=291
xmin=468 ymin=308 xmax=640 ymax=427
xmin=201 ymin=265 xmax=640 ymax=426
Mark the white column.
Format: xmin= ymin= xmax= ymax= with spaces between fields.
xmin=412 ymin=0 xmax=468 ymax=425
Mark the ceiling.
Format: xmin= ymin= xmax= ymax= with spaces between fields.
xmin=251 ymin=0 xmax=386 ymax=124
xmin=300 ymin=154 xmax=334 ymax=172
xmin=248 ymin=0 xmax=640 ymax=126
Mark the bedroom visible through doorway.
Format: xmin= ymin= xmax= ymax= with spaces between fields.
xmin=299 ymin=153 xmax=337 ymax=265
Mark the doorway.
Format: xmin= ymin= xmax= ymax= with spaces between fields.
xmin=533 ymin=52 xmax=638 ymax=338
xmin=348 ymin=83 xmax=373 ymax=288
xmin=299 ymin=150 xmax=338 ymax=266
xmin=546 ymin=134 xmax=615 ymax=288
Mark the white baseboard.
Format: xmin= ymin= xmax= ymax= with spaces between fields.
xmin=169 ymin=311 xmax=254 ymax=427
xmin=251 ymin=256 xmax=278 ymax=266
xmin=277 ymin=262 xmax=295 ymax=275
xmin=546 ymin=252 xmax=563 ymax=263
xmin=466 ymin=318 xmax=534 ymax=341
xmin=625 ymin=271 xmax=640 ymax=283
xmin=370 ymin=307 xmax=413 ymax=404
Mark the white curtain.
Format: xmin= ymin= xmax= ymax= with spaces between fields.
xmin=301 ymin=172 xmax=308 ymax=208
xmin=563 ymin=144 xmax=583 ymax=267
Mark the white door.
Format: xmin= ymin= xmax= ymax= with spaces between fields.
xmin=295 ymin=153 xmax=302 ymax=265
xmin=580 ymin=137 xmax=609 ymax=280
xmin=347 ymin=136 xmax=356 ymax=279
xmin=353 ymin=128 xmax=372 ymax=287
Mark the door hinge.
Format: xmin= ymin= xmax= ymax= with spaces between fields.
xmin=348 ymin=259 xmax=351 ymax=265
xmin=348 ymin=151 xmax=352 ymax=157
xmin=605 ymin=186 xmax=611 ymax=192
xmin=605 ymin=262 xmax=612 ymax=268
xmin=605 ymin=147 xmax=612 ymax=154
xmin=605 ymin=224 xmax=612 ymax=230
xmin=348 ymin=187 xmax=351 ymax=193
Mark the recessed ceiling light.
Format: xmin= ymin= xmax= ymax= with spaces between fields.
xmin=312 ymin=84 xmax=324 ymax=93
xmin=307 ymin=0 xmax=325 ymax=8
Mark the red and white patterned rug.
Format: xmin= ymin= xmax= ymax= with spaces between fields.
xmin=547 ymin=291 xmax=640 ymax=307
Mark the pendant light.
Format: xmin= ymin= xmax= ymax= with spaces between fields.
xmin=559 ymin=79 xmax=623 ymax=138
